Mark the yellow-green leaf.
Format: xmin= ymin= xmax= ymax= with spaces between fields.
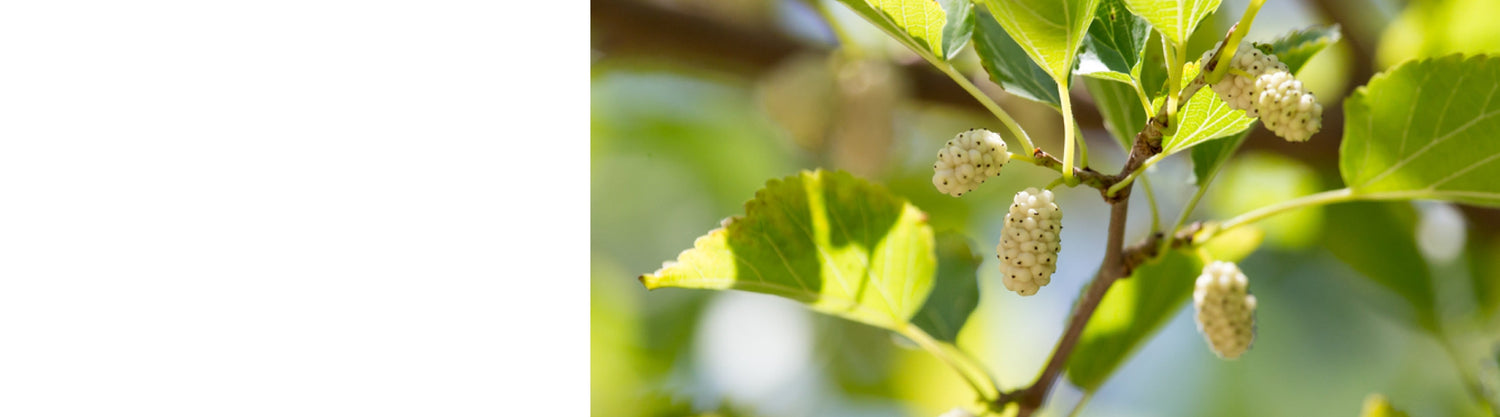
xmin=1258 ymin=24 xmax=1341 ymax=75
xmin=837 ymin=0 xmax=949 ymax=58
xmin=1340 ymin=55 xmax=1500 ymax=206
xmin=1122 ymin=0 xmax=1221 ymax=47
xmin=978 ymin=0 xmax=1102 ymax=84
xmin=1078 ymin=0 xmax=1152 ymax=79
xmin=641 ymin=170 xmax=938 ymax=333
xmin=1160 ymin=63 xmax=1256 ymax=154
xmin=973 ymin=9 xmax=1062 ymax=107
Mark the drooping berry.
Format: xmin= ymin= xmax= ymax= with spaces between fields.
xmin=1202 ymin=42 xmax=1321 ymax=142
xmin=932 ymin=129 xmax=1009 ymax=197
xmin=1204 ymin=43 xmax=1287 ymax=116
xmin=1193 ymin=261 xmax=1257 ymax=359
xmin=996 ymin=188 xmax=1061 ymax=296
xmin=1253 ymin=70 xmax=1322 ymax=142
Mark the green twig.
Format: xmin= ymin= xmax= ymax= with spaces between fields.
xmin=1214 ymin=188 xmax=1356 ymax=235
xmin=1164 ymin=178 xmax=1213 ymax=254
xmin=1163 ymin=38 xmax=1183 ymax=125
xmin=1131 ymin=77 xmax=1153 ymax=115
xmin=938 ymin=64 xmax=1038 ymax=153
xmin=1139 ymin=175 xmax=1162 ymax=233
xmin=1045 ymin=176 xmax=1067 ymax=190
xmin=1060 ymin=82 xmax=1078 ymax=184
xmin=1207 ymin=0 xmax=1267 ymax=83
xmin=1107 ymin=154 xmax=1164 ymax=196
xmin=900 ymin=324 xmax=999 ymax=401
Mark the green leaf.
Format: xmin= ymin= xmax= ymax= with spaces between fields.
xmin=1078 ymin=0 xmax=1151 ymax=78
xmin=1258 ymin=24 xmax=1341 ymax=75
xmin=1340 ymin=55 xmax=1500 ymax=206
xmin=1189 ymin=129 xmax=1250 ymax=184
xmin=836 ymin=0 xmax=949 ymax=58
xmin=1160 ymin=63 xmax=1256 ymax=154
xmin=1067 ymin=250 xmax=1202 ymax=391
xmin=1322 ymin=201 xmax=1436 ymax=327
xmin=641 ymin=170 xmax=938 ymax=333
xmin=910 ymin=232 xmax=983 ymax=342
xmin=972 ymin=11 xmax=1062 ymax=107
xmin=1122 ymin=0 xmax=1221 ymax=47
xmin=1138 ymin=31 xmax=1169 ymax=97
xmin=1083 ymin=76 xmax=1147 ymax=148
xmin=1080 ymin=71 xmax=1134 ymax=84
xmin=978 ymin=0 xmax=1102 ymax=84
xmin=937 ymin=0 xmax=976 ymax=60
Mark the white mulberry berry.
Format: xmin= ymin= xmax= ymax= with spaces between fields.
xmin=1253 ymin=71 xmax=1322 ymax=142
xmin=997 ymin=187 xmax=1061 ymax=296
xmin=1193 ymin=261 xmax=1257 ymax=359
xmin=1203 ymin=43 xmax=1287 ymax=116
xmin=1202 ymin=43 xmax=1321 ymax=142
xmin=932 ymin=129 xmax=1009 ymax=197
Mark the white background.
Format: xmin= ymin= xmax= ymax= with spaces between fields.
xmin=0 ymin=1 xmax=582 ymax=414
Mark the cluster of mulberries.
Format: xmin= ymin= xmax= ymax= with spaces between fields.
xmin=932 ymin=129 xmax=1009 ymax=197
xmin=1202 ymin=43 xmax=1322 ymax=142
xmin=997 ymin=188 xmax=1062 ymax=296
xmin=1193 ymin=261 xmax=1257 ymax=359
xmin=1253 ymin=71 xmax=1322 ymax=142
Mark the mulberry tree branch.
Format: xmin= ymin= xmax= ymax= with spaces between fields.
xmin=997 ymin=26 xmax=1241 ymax=417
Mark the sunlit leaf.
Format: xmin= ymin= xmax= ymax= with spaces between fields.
xmin=1078 ymin=0 xmax=1151 ymax=79
xmin=641 ymin=170 xmax=938 ymax=333
xmin=1122 ymin=0 xmax=1221 ymax=47
xmin=972 ymin=11 xmax=1061 ymax=107
xmin=1340 ymin=55 xmax=1500 ymax=206
xmin=978 ymin=0 xmax=1102 ymax=85
xmin=836 ymin=0 xmax=949 ymax=57
xmin=911 ymin=232 xmax=983 ymax=342
xmin=937 ymin=0 xmax=976 ymax=60
xmin=1160 ymin=63 xmax=1256 ymax=154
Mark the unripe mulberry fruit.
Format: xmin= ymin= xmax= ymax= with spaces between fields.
xmin=1203 ymin=43 xmax=1287 ymax=116
xmin=1193 ymin=261 xmax=1257 ymax=359
xmin=1202 ymin=43 xmax=1321 ymax=142
xmin=1253 ymin=71 xmax=1322 ymax=142
xmin=996 ymin=187 xmax=1061 ymax=296
xmin=932 ymin=128 xmax=1009 ymax=197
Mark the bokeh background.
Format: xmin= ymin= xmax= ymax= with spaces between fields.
xmin=591 ymin=0 xmax=1500 ymax=415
